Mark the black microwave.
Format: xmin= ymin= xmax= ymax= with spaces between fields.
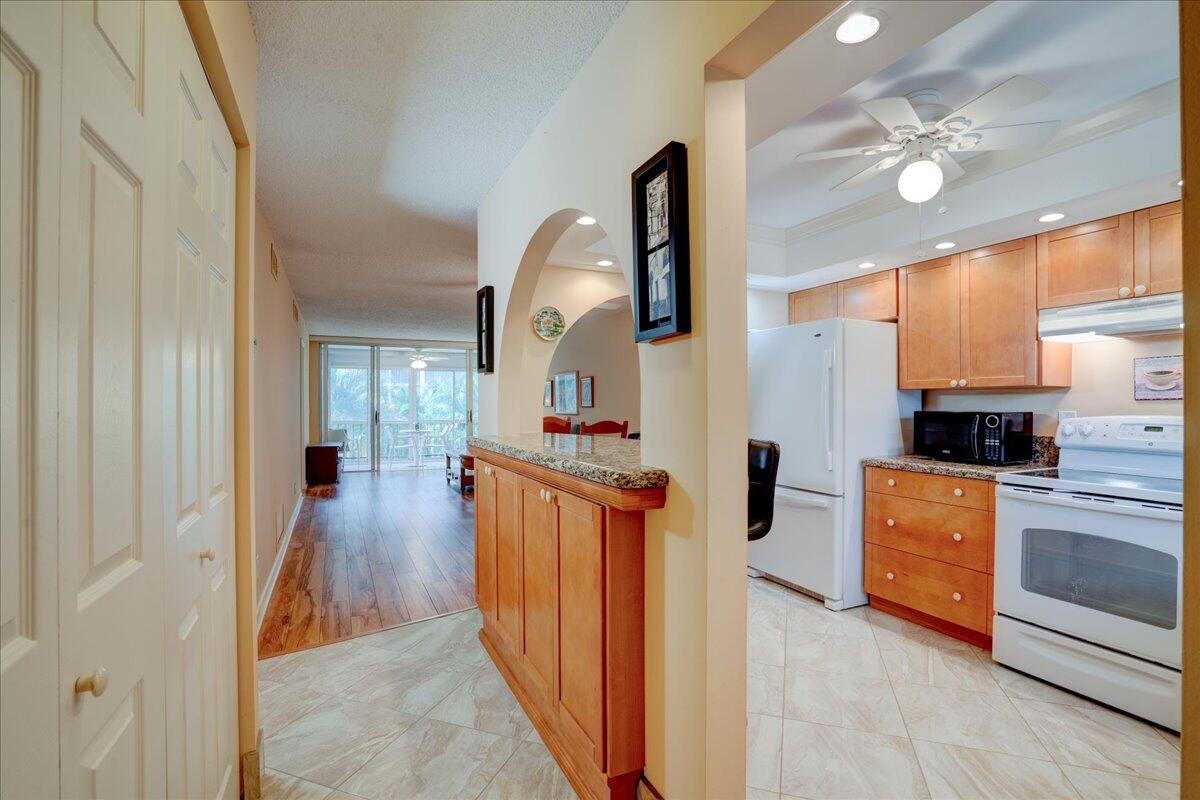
xmin=913 ymin=411 xmax=1034 ymax=465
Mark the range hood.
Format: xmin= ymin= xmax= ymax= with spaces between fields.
xmin=1038 ymin=292 xmax=1183 ymax=342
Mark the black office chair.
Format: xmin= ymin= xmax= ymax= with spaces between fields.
xmin=748 ymin=439 xmax=781 ymax=542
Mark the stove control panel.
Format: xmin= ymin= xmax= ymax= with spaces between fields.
xmin=1056 ymin=415 xmax=1183 ymax=453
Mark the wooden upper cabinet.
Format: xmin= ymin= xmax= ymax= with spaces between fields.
xmin=1134 ymin=201 xmax=1182 ymax=296
xmin=839 ymin=269 xmax=898 ymax=321
xmin=788 ymin=284 xmax=838 ymax=324
xmin=962 ymin=238 xmax=1038 ymax=388
xmin=898 ymin=255 xmax=963 ymax=389
xmin=1036 ymin=213 xmax=1134 ymax=308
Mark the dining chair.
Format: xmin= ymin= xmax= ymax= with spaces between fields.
xmin=748 ymin=439 xmax=781 ymax=542
xmin=578 ymin=419 xmax=629 ymax=438
xmin=542 ymin=416 xmax=572 ymax=433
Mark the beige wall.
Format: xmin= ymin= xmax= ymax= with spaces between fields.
xmin=547 ymin=303 xmax=640 ymax=431
xmin=747 ymin=288 xmax=788 ymax=330
xmin=926 ymin=335 xmax=1184 ymax=435
xmin=252 ymin=205 xmax=309 ymax=603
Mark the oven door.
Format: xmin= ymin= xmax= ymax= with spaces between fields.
xmin=994 ymin=485 xmax=1182 ymax=668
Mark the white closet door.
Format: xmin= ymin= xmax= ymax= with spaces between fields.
xmin=56 ymin=0 xmax=170 ymax=795
xmin=160 ymin=4 xmax=239 ymax=798
xmin=0 ymin=2 xmax=63 ymax=798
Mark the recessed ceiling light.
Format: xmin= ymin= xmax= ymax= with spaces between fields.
xmin=597 ymin=259 xmax=613 ymax=267
xmin=835 ymin=13 xmax=881 ymax=44
xmin=858 ymin=262 xmax=876 ymax=270
xmin=1038 ymin=212 xmax=1065 ymax=223
xmin=934 ymin=241 xmax=956 ymax=250
xmin=576 ymin=215 xmax=596 ymax=226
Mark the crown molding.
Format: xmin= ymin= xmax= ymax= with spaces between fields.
xmin=746 ymin=224 xmax=787 ymax=246
xmin=780 ymin=80 xmax=1180 ymax=247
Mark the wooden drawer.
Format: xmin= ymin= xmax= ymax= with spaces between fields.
xmin=865 ymin=493 xmax=993 ymax=572
xmin=865 ymin=544 xmax=990 ymax=633
xmin=866 ymin=467 xmax=992 ymax=510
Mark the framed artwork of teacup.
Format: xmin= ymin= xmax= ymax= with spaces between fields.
xmin=1134 ymin=355 xmax=1182 ymax=400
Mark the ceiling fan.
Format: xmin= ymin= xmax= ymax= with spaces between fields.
xmin=407 ymin=349 xmax=447 ymax=370
xmin=796 ymin=76 xmax=1061 ymax=203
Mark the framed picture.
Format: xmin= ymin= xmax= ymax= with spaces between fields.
xmin=553 ymin=371 xmax=580 ymax=415
xmin=631 ymin=141 xmax=690 ymax=343
xmin=476 ymin=286 xmax=494 ymax=373
xmin=1134 ymin=355 xmax=1182 ymax=400
xmin=543 ymin=380 xmax=554 ymax=408
xmin=580 ymin=375 xmax=594 ymax=408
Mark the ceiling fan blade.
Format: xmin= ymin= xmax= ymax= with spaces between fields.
xmin=794 ymin=142 xmax=902 ymax=163
xmin=934 ymin=151 xmax=965 ymax=183
xmin=950 ymin=120 xmax=1061 ymax=152
xmin=938 ymin=76 xmax=1050 ymax=132
xmin=860 ymin=97 xmax=926 ymax=136
xmin=831 ymin=155 xmax=903 ymax=192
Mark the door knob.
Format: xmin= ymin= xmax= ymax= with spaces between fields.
xmin=75 ymin=667 xmax=109 ymax=697
xmin=1134 ymin=284 xmax=1147 ymax=296
xmin=886 ymin=518 xmax=895 ymax=527
xmin=952 ymin=592 xmax=962 ymax=602
xmin=1119 ymin=286 xmax=1132 ymax=297
xmin=199 ymin=548 xmax=216 ymax=561
xmin=885 ymin=572 xmax=895 ymax=581
xmin=952 ymin=532 xmax=963 ymax=542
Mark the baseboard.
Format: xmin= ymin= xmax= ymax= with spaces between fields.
xmin=256 ymin=493 xmax=304 ymax=632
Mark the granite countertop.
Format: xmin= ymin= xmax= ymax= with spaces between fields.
xmin=467 ymin=434 xmax=669 ymax=490
xmin=860 ymin=455 xmax=1045 ymax=481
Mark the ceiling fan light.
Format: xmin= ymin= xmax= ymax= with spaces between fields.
xmin=410 ymin=358 xmax=428 ymax=369
xmin=835 ymin=13 xmax=881 ymax=44
xmin=897 ymin=158 xmax=943 ymax=203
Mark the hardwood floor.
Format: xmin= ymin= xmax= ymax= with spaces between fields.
xmin=258 ymin=468 xmax=476 ymax=658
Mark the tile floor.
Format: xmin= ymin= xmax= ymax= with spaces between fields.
xmin=747 ymin=576 xmax=1182 ymax=800
xmin=259 ymin=608 xmax=576 ymax=800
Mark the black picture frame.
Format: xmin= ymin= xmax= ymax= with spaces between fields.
xmin=476 ymin=285 xmax=494 ymax=373
xmin=631 ymin=141 xmax=690 ymax=343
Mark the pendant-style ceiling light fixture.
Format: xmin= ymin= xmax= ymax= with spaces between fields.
xmin=896 ymin=157 xmax=943 ymax=204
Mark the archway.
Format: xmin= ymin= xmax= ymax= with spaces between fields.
xmin=545 ymin=296 xmax=640 ymax=433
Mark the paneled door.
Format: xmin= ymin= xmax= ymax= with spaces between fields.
xmin=0 ymin=2 xmax=63 ymax=797
xmin=961 ymin=238 xmax=1038 ymax=388
xmin=898 ymin=255 xmax=964 ymax=389
xmin=160 ymin=4 xmax=239 ymax=799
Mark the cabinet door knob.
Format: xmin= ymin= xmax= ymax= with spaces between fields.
xmin=952 ymin=592 xmax=962 ymax=602
xmin=953 ymin=488 xmax=964 ymax=497
xmin=484 ymin=466 xmax=492 ymax=476
xmin=959 ymin=378 xmax=968 ymax=387
xmin=949 ymin=379 xmax=958 ymax=388
xmin=886 ymin=518 xmax=895 ymax=527
xmin=952 ymin=532 xmax=963 ymax=542
xmin=886 ymin=478 xmax=896 ymax=487
xmin=75 ymin=667 xmax=109 ymax=697
xmin=538 ymin=489 xmax=546 ymax=501
xmin=545 ymin=491 xmax=554 ymax=504
xmin=1134 ymin=284 xmax=1147 ymax=296
xmin=1119 ymin=286 xmax=1132 ymax=297
xmin=885 ymin=571 xmax=895 ymax=581
xmin=199 ymin=548 xmax=216 ymax=561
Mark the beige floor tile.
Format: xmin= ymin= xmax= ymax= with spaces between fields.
xmin=779 ymin=720 xmax=929 ymax=800
xmin=787 ymin=597 xmax=874 ymax=640
xmin=363 ymin=613 xmax=488 ymax=666
xmin=264 ymin=696 xmax=415 ymax=789
xmin=1014 ymin=698 xmax=1180 ymax=782
xmin=980 ymin=659 xmax=1102 ymax=708
xmin=746 ymin=788 xmax=780 ymax=799
xmin=748 ymin=661 xmax=785 ymax=717
xmin=427 ymin=666 xmax=534 ymax=739
xmin=1158 ymin=727 xmax=1182 ymax=751
xmin=748 ymin=593 xmax=788 ymax=667
xmin=324 ymin=794 xmax=364 ymax=800
xmin=879 ymin=636 xmax=1004 ymax=695
xmin=747 ymin=712 xmax=783 ymax=792
xmin=337 ymin=717 xmax=519 ymax=800
xmin=526 ymin=724 xmax=545 ymax=744
xmin=340 ymin=651 xmax=476 ymax=715
xmin=911 ymin=740 xmax=1080 ymax=800
xmin=1059 ymin=765 xmax=1180 ymax=799
xmin=478 ymin=741 xmax=576 ymax=799
xmin=259 ymin=640 xmax=398 ymax=696
xmin=868 ymin=610 xmax=975 ymax=652
xmin=785 ymin=632 xmax=887 ymax=680
xmin=259 ymin=682 xmax=331 ymax=739
xmin=782 ymin=669 xmax=906 ymax=736
xmin=261 ymin=768 xmax=335 ymax=800
xmin=892 ymin=684 xmax=1047 ymax=759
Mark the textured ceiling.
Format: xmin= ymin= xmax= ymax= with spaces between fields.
xmin=250 ymin=0 xmax=627 ymax=340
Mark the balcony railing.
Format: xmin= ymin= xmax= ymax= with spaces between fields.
xmin=327 ymin=419 xmax=469 ymax=469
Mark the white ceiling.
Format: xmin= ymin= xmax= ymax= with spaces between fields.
xmin=747 ymin=0 xmax=1180 ymax=232
xmin=250 ymin=0 xmax=627 ymax=340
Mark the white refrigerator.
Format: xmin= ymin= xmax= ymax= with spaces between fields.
xmin=748 ymin=318 xmax=918 ymax=610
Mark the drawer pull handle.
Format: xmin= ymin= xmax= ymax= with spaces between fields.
xmin=952 ymin=532 xmax=963 ymax=542
xmin=952 ymin=592 xmax=962 ymax=602
xmin=953 ymin=488 xmax=964 ymax=497
xmin=887 ymin=478 xmax=896 ymax=487
xmin=885 ymin=571 xmax=895 ymax=581
xmin=886 ymin=518 xmax=895 ymax=527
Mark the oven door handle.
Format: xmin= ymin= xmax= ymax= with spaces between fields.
xmin=995 ymin=485 xmax=1182 ymax=522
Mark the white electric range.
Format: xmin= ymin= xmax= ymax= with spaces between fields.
xmin=993 ymin=415 xmax=1183 ymax=730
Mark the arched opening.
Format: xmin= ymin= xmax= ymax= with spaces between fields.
xmin=545 ymin=296 xmax=640 ymax=434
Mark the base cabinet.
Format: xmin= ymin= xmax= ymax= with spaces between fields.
xmin=471 ymin=449 xmax=663 ymax=800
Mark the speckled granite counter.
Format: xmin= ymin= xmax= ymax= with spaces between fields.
xmin=467 ymin=433 xmax=668 ymax=489
xmin=860 ymin=455 xmax=1042 ymax=481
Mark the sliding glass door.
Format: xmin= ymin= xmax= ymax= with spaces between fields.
xmin=321 ymin=343 xmax=474 ymax=472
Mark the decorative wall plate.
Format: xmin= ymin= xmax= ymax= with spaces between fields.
xmin=532 ymin=306 xmax=566 ymax=341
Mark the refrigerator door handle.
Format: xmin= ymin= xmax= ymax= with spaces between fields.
xmin=776 ymin=493 xmax=830 ymax=511
xmin=822 ymin=348 xmax=834 ymax=471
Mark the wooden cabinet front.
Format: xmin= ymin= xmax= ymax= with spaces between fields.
xmin=1036 ymin=213 xmax=1134 ymax=308
xmin=520 ymin=478 xmax=559 ymax=702
xmin=865 ymin=494 xmax=993 ymax=572
xmin=897 ymin=255 xmax=963 ymax=389
xmin=788 ymin=284 xmax=838 ymax=324
xmin=1134 ymin=201 xmax=1182 ymax=296
xmin=838 ymin=269 xmax=898 ymax=321
xmin=495 ymin=465 xmax=523 ymax=651
xmin=475 ymin=463 xmax=498 ymax=622
xmin=866 ymin=544 xmax=991 ymax=633
xmin=962 ymin=238 xmax=1038 ymax=388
